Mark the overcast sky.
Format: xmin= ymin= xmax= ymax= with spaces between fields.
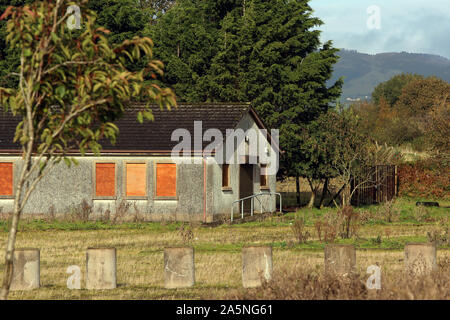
xmin=309 ymin=0 xmax=450 ymax=59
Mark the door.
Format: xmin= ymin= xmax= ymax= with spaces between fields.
xmin=239 ymin=164 xmax=254 ymax=212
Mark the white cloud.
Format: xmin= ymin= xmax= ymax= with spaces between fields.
xmin=310 ymin=0 xmax=450 ymax=58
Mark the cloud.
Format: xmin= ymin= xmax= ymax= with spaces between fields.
xmin=310 ymin=0 xmax=450 ymax=59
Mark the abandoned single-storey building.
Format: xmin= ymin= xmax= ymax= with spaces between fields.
xmin=0 ymin=103 xmax=279 ymax=222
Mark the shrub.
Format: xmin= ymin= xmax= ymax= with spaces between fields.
xmin=398 ymin=155 xmax=450 ymax=199
xmin=340 ymin=206 xmax=360 ymax=239
xmin=427 ymin=218 xmax=450 ymax=246
xmin=315 ymin=212 xmax=343 ymax=243
xmin=178 ymin=223 xmax=194 ymax=243
xmin=377 ymin=199 xmax=400 ymax=223
xmin=413 ymin=205 xmax=433 ymax=223
xmin=68 ymin=199 xmax=92 ymax=222
xmin=291 ymin=215 xmax=311 ymax=244
xmin=315 ymin=206 xmax=360 ymax=242
xmin=111 ymin=200 xmax=132 ymax=224
xmin=132 ymin=203 xmax=146 ymax=223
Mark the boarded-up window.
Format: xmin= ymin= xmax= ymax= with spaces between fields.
xmin=260 ymin=164 xmax=268 ymax=188
xmin=126 ymin=163 xmax=147 ymax=197
xmin=222 ymin=164 xmax=230 ymax=188
xmin=95 ymin=163 xmax=115 ymax=197
xmin=156 ymin=163 xmax=177 ymax=197
xmin=0 ymin=163 xmax=13 ymax=196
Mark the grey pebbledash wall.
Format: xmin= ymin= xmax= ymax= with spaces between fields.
xmin=0 ymin=156 xmax=276 ymax=222
xmin=0 ymin=157 xmax=207 ymax=220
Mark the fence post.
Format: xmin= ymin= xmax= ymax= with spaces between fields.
xmin=11 ymin=248 xmax=40 ymax=291
xmin=404 ymin=243 xmax=437 ymax=276
xmin=86 ymin=248 xmax=117 ymax=289
xmin=164 ymin=247 xmax=195 ymax=289
xmin=242 ymin=246 xmax=273 ymax=288
xmin=324 ymin=244 xmax=356 ymax=276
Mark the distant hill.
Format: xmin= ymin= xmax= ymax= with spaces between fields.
xmin=330 ymin=49 xmax=450 ymax=102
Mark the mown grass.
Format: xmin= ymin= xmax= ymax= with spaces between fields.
xmin=0 ymin=197 xmax=448 ymax=299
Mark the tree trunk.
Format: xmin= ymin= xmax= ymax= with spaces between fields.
xmin=295 ymin=174 xmax=301 ymax=207
xmin=319 ymin=178 xmax=329 ymax=209
xmin=307 ymin=178 xmax=316 ymax=208
xmin=308 ymin=190 xmax=315 ymax=208
xmin=326 ymin=182 xmax=348 ymax=207
xmin=0 ymin=200 xmax=22 ymax=300
xmin=342 ymin=184 xmax=351 ymax=207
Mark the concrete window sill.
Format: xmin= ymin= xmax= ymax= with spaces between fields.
xmin=93 ymin=196 xmax=117 ymax=201
xmin=125 ymin=196 xmax=149 ymax=200
xmin=222 ymin=187 xmax=232 ymax=192
xmin=154 ymin=197 xmax=178 ymax=201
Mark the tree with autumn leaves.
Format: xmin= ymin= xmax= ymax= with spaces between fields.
xmin=0 ymin=0 xmax=175 ymax=299
xmin=354 ymin=73 xmax=449 ymax=153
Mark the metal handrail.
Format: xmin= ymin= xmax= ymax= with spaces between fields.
xmin=231 ymin=192 xmax=282 ymax=222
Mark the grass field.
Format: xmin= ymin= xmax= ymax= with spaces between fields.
xmin=0 ymin=197 xmax=448 ymax=300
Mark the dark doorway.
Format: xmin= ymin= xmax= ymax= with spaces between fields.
xmin=239 ymin=164 xmax=254 ymax=212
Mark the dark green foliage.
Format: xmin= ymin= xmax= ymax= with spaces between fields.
xmin=149 ymin=0 xmax=220 ymax=101
xmin=372 ymin=73 xmax=423 ymax=106
xmin=297 ymin=110 xmax=339 ymax=183
xmin=0 ymin=0 xmax=155 ymax=88
xmin=87 ymin=0 xmax=150 ymax=44
xmin=0 ymin=0 xmax=33 ymax=88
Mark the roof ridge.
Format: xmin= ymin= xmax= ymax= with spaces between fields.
xmin=128 ymin=102 xmax=251 ymax=107
xmin=0 ymin=102 xmax=263 ymax=153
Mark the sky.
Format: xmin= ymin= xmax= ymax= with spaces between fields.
xmin=309 ymin=0 xmax=450 ymax=59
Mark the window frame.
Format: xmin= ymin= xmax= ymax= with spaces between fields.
xmin=154 ymin=161 xmax=178 ymax=200
xmin=93 ymin=161 xmax=117 ymax=200
xmin=222 ymin=164 xmax=232 ymax=191
xmin=0 ymin=161 xmax=14 ymax=199
xmin=123 ymin=161 xmax=148 ymax=200
xmin=260 ymin=164 xmax=269 ymax=190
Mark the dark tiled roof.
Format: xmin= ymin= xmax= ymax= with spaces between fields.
xmin=0 ymin=103 xmax=253 ymax=153
xmin=0 ymin=109 xmax=20 ymax=150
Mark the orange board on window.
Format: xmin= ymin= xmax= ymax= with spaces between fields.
xmin=96 ymin=163 xmax=115 ymax=197
xmin=156 ymin=163 xmax=177 ymax=197
xmin=0 ymin=163 xmax=13 ymax=196
xmin=126 ymin=163 xmax=147 ymax=197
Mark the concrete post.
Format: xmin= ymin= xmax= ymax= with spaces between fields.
xmin=404 ymin=243 xmax=437 ymax=276
xmin=164 ymin=247 xmax=195 ymax=289
xmin=324 ymin=244 xmax=356 ymax=276
xmin=10 ymin=248 xmax=40 ymax=291
xmin=86 ymin=248 xmax=117 ymax=289
xmin=242 ymin=246 xmax=273 ymax=288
